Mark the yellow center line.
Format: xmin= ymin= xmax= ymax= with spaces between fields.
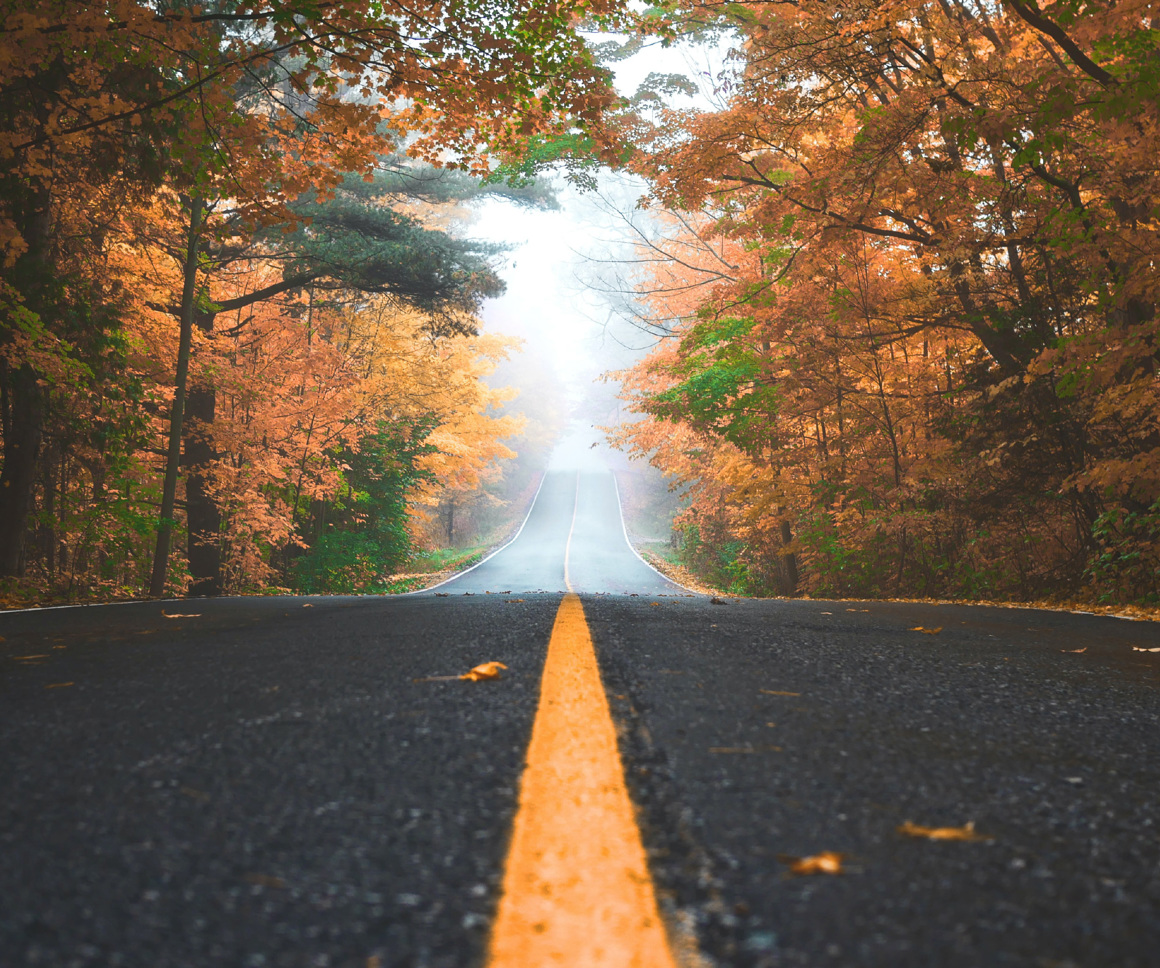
xmin=486 ymin=592 xmax=680 ymax=967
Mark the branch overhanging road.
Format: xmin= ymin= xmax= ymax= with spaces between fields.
xmin=2 ymin=458 xmax=1159 ymax=968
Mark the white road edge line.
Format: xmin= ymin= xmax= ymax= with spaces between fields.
xmin=611 ymin=472 xmax=701 ymax=595
xmin=0 ymin=597 xmax=192 ymax=617
xmin=563 ymin=471 xmax=580 ymax=593
xmin=403 ymin=470 xmax=550 ymax=595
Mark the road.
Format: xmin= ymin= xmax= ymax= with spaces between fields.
xmin=2 ymin=456 xmax=1159 ymax=967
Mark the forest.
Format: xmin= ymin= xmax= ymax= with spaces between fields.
xmin=1 ymin=0 xmax=1158 ymax=606
xmin=0 ymin=0 xmax=610 ymax=603
xmin=611 ymin=0 xmax=1160 ymax=606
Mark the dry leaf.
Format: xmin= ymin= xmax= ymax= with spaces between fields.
xmin=709 ymin=596 xmax=727 ymax=605
xmin=504 ymin=598 xmax=526 ymax=604
xmin=779 ymin=851 xmax=845 ymax=875
xmin=44 ymin=681 xmax=74 ymax=689
xmin=1131 ymin=646 xmax=1160 ymax=652
xmin=910 ymin=626 xmax=943 ymax=634
xmin=1062 ymin=647 xmax=1087 ymax=653
xmin=460 ymin=661 xmax=508 ymax=681
xmin=244 ymin=873 xmax=287 ymax=889
xmin=302 ymin=603 xmax=313 ymax=607
xmin=13 ymin=654 xmax=48 ymax=660
xmin=898 ymin=820 xmax=992 ymax=842
xmin=162 ymin=611 xmax=201 ymax=619
xmin=761 ymin=689 xmax=801 ymax=696
xmin=649 ymin=602 xmax=661 ymax=606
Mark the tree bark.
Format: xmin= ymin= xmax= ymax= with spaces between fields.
xmin=779 ymin=517 xmax=799 ymax=596
xmin=183 ymin=335 xmax=221 ymax=596
xmin=0 ymin=362 xmax=44 ymax=576
xmin=0 ymin=182 xmax=52 ymax=577
xmin=149 ymin=196 xmax=204 ymax=597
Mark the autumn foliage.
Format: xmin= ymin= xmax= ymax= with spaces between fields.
xmin=612 ymin=0 xmax=1160 ymax=603
xmin=0 ymin=0 xmax=617 ymax=600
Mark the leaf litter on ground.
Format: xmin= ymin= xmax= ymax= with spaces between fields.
xmin=777 ymin=851 xmax=846 ymax=875
xmin=413 ymin=661 xmax=508 ymax=683
xmin=898 ymin=820 xmax=992 ymax=842
xmin=910 ymin=626 xmax=943 ymax=634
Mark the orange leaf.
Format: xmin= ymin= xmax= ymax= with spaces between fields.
xmin=779 ymin=851 xmax=845 ymax=875
xmin=460 ymin=661 xmax=508 ymax=681
xmin=1062 ymin=647 xmax=1086 ymax=653
xmin=162 ymin=611 xmax=201 ymax=619
xmin=898 ymin=820 xmax=992 ymax=842
xmin=910 ymin=626 xmax=942 ymax=634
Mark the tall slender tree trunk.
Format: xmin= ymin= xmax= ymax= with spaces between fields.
xmin=183 ymin=330 xmax=221 ymax=596
xmin=0 ymin=184 xmax=52 ymax=577
xmin=779 ymin=517 xmax=799 ymax=596
xmin=149 ymin=196 xmax=205 ymax=597
xmin=0 ymin=363 xmax=44 ymax=576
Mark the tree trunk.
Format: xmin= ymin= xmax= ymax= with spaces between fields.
xmin=0 ymin=363 xmax=44 ymax=576
xmin=779 ymin=517 xmax=799 ymax=596
xmin=183 ymin=355 xmax=221 ymax=597
xmin=149 ymin=196 xmax=204 ymax=597
xmin=0 ymin=182 xmax=53 ymax=578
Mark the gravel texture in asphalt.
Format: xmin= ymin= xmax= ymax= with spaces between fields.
xmin=586 ymin=595 xmax=1160 ymax=968
xmin=1 ymin=595 xmax=557 ymax=968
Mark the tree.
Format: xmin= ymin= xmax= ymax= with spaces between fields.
xmin=610 ymin=0 xmax=1160 ymax=601
xmin=0 ymin=0 xmax=624 ymax=581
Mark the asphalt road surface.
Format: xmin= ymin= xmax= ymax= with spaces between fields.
xmin=3 ymin=460 xmax=1159 ymax=968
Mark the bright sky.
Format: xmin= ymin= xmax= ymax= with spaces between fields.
xmin=470 ymin=36 xmax=729 ymax=408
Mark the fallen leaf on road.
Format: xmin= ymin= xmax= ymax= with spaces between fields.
xmin=13 ymin=654 xmax=48 ymax=660
xmin=45 ymin=681 xmax=74 ymax=689
xmin=710 ymin=596 xmax=727 ymax=605
xmin=910 ymin=626 xmax=943 ymax=634
xmin=779 ymin=851 xmax=845 ymax=875
xmin=162 ymin=611 xmax=201 ymax=619
xmin=761 ymin=689 xmax=801 ymax=696
xmin=180 ymin=786 xmax=210 ymax=802
xmin=649 ymin=602 xmax=661 ymax=606
xmin=504 ymin=598 xmax=526 ymax=603
xmin=302 ymin=603 xmax=313 ymax=607
xmin=1131 ymin=646 xmax=1160 ymax=652
xmin=898 ymin=820 xmax=992 ymax=841
xmin=1062 ymin=647 xmax=1087 ymax=653
xmin=244 ymin=873 xmax=287 ymax=889
xmin=435 ymin=593 xmax=449 ymax=597
xmin=460 ymin=661 xmax=508 ymax=681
